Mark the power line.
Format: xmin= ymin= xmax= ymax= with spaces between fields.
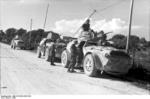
xmin=74 ymin=0 xmax=127 ymax=36
xmin=96 ymin=0 xmax=127 ymax=13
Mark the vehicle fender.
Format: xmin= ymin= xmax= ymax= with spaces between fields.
xmin=91 ymin=52 xmax=104 ymax=71
xmin=61 ymin=47 xmax=66 ymax=52
xmin=84 ymin=52 xmax=103 ymax=71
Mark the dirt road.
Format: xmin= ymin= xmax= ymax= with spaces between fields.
xmin=0 ymin=43 xmax=149 ymax=95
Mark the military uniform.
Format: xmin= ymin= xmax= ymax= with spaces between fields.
xmin=49 ymin=42 xmax=55 ymax=65
xmin=97 ymin=31 xmax=107 ymax=46
xmin=79 ymin=19 xmax=94 ymax=41
xmin=67 ymin=41 xmax=77 ymax=72
xmin=82 ymin=19 xmax=90 ymax=31
xmin=39 ymin=38 xmax=47 ymax=56
xmin=75 ymin=41 xmax=85 ymax=67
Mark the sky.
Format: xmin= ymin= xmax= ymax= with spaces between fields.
xmin=0 ymin=0 xmax=150 ymax=40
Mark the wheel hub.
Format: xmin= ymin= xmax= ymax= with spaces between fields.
xmin=85 ymin=59 xmax=92 ymax=71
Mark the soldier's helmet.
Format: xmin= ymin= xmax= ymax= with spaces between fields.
xmin=86 ymin=19 xmax=90 ymax=24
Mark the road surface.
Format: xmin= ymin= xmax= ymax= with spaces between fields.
xmin=0 ymin=43 xmax=150 ymax=95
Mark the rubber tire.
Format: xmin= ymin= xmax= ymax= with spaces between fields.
xmin=61 ymin=50 xmax=70 ymax=68
xmin=83 ymin=54 xmax=98 ymax=77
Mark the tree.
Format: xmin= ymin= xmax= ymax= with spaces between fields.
xmin=111 ymin=34 xmax=126 ymax=49
xmin=21 ymin=29 xmax=46 ymax=49
xmin=147 ymin=41 xmax=150 ymax=47
xmin=5 ymin=28 xmax=17 ymax=43
xmin=0 ymin=30 xmax=5 ymax=41
xmin=34 ymin=29 xmax=45 ymax=43
xmin=16 ymin=28 xmax=27 ymax=37
xmin=129 ymin=35 xmax=140 ymax=50
xmin=111 ymin=34 xmax=141 ymax=50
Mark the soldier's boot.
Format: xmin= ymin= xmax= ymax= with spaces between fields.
xmin=67 ymin=66 xmax=72 ymax=72
xmin=50 ymin=61 xmax=55 ymax=66
xmin=70 ymin=67 xmax=75 ymax=72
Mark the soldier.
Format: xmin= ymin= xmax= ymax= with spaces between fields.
xmin=82 ymin=19 xmax=90 ymax=31
xmin=97 ymin=31 xmax=107 ymax=46
xmin=75 ymin=41 xmax=85 ymax=67
xmin=39 ymin=38 xmax=47 ymax=56
xmin=49 ymin=40 xmax=56 ymax=65
xmin=79 ymin=19 xmax=95 ymax=41
xmin=67 ymin=40 xmax=78 ymax=73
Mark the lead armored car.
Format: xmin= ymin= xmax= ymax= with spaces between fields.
xmin=61 ymin=32 xmax=132 ymax=77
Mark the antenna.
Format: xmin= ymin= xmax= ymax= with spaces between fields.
xmin=43 ymin=3 xmax=49 ymax=29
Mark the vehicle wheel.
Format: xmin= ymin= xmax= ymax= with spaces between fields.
xmin=37 ymin=47 xmax=41 ymax=58
xmin=61 ymin=50 xmax=70 ymax=68
xmin=83 ymin=54 xmax=97 ymax=77
xmin=45 ymin=48 xmax=50 ymax=61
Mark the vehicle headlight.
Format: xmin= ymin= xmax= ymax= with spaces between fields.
xmin=105 ymin=53 xmax=110 ymax=58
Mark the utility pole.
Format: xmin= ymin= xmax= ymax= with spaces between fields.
xmin=126 ymin=0 xmax=134 ymax=53
xmin=149 ymin=6 xmax=150 ymax=42
xmin=29 ymin=18 xmax=33 ymax=44
xmin=30 ymin=19 xmax=33 ymax=31
xmin=43 ymin=3 xmax=49 ymax=29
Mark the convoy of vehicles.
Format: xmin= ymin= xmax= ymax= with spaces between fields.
xmin=10 ymin=31 xmax=132 ymax=77
xmin=9 ymin=29 xmax=132 ymax=77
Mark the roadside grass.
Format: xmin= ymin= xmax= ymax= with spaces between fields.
xmin=127 ymin=65 xmax=150 ymax=91
xmin=127 ymin=48 xmax=150 ymax=91
xmin=133 ymin=48 xmax=150 ymax=75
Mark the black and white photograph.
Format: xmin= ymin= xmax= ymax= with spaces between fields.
xmin=0 ymin=0 xmax=150 ymax=98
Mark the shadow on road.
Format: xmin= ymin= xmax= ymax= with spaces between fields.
xmin=69 ymin=67 xmax=150 ymax=92
xmin=95 ymin=71 xmax=150 ymax=92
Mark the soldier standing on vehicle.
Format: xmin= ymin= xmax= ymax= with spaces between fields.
xmin=79 ymin=19 xmax=94 ymax=41
xmin=97 ymin=31 xmax=107 ymax=46
xmin=67 ymin=40 xmax=78 ymax=73
xmin=49 ymin=40 xmax=56 ymax=66
xmin=82 ymin=19 xmax=90 ymax=31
